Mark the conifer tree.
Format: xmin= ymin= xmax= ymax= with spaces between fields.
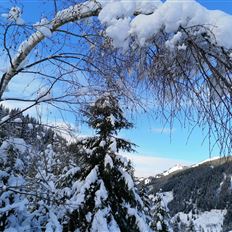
xmin=0 ymin=138 xmax=32 ymax=231
xmin=65 ymin=93 xmax=152 ymax=231
xmin=151 ymin=193 xmax=172 ymax=232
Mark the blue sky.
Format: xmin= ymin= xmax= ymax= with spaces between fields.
xmin=0 ymin=0 xmax=231 ymax=177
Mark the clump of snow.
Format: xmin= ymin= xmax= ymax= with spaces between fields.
xmin=99 ymin=1 xmax=161 ymax=49
xmin=109 ymin=137 xmax=117 ymax=152
xmin=104 ymin=154 xmax=114 ymax=168
xmin=99 ymin=0 xmax=232 ymax=50
xmin=13 ymin=118 xmax=22 ymax=123
xmin=119 ymin=168 xmax=134 ymax=190
xmin=99 ymin=1 xmax=161 ymax=23
xmin=106 ymin=18 xmax=130 ymax=49
xmin=34 ymin=18 xmax=52 ymax=37
xmin=28 ymin=123 xmax=33 ymax=130
xmin=178 ymin=43 xmax=187 ymax=51
xmin=1 ymin=6 xmax=24 ymax=25
xmin=95 ymin=180 xmax=108 ymax=207
xmin=165 ymin=31 xmax=182 ymax=50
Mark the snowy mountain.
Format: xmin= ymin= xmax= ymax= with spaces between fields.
xmin=162 ymin=164 xmax=187 ymax=176
xmin=141 ymin=156 xmax=232 ymax=231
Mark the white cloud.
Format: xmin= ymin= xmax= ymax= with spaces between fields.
xmin=123 ymin=153 xmax=192 ymax=177
xmin=152 ymin=127 xmax=175 ymax=134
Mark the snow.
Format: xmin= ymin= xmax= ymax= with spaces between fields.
xmin=99 ymin=0 xmax=232 ymax=50
xmin=13 ymin=118 xmax=22 ymax=123
xmin=116 ymin=154 xmax=129 ymax=166
xmin=0 ymin=137 xmax=28 ymax=154
xmin=104 ymin=154 xmax=114 ymax=168
xmin=55 ymin=1 xmax=99 ymax=23
xmin=106 ymin=18 xmax=130 ymax=49
xmin=34 ymin=18 xmax=52 ymax=37
xmin=217 ymin=173 xmax=227 ymax=194
xmin=126 ymin=204 xmax=151 ymax=232
xmin=70 ymin=166 xmax=99 ymax=207
xmin=192 ymin=156 xmax=220 ymax=167
xmin=98 ymin=1 xmax=161 ymax=23
xmin=0 ymin=115 xmax=10 ymax=123
xmin=119 ymin=168 xmax=134 ymax=190
xmin=109 ymin=137 xmax=117 ymax=152
xmin=108 ymin=217 xmax=120 ymax=232
xmin=165 ymin=31 xmax=182 ymax=50
xmin=163 ymin=164 xmax=185 ymax=176
xmin=156 ymin=221 xmax=162 ymax=230
xmin=173 ymin=209 xmax=227 ymax=232
xmin=94 ymin=180 xmax=108 ymax=207
xmin=0 ymin=198 xmax=28 ymax=213
xmin=1 ymin=6 xmax=24 ymax=25
xmin=27 ymin=123 xmax=33 ymax=129
xmin=91 ymin=208 xmax=109 ymax=232
xmin=157 ymin=191 xmax=174 ymax=208
xmin=178 ymin=43 xmax=187 ymax=51
xmin=144 ymin=178 xmax=151 ymax=185
xmin=45 ymin=210 xmax=62 ymax=232
xmin=86 ymin=212 xmax=92 ymax=223
xmin=194 ymin=210 xmax=226 ymax=231
xmin=98 ymin=0 xmax=161 ymax=49
xmin=99 ymin=140 xmax=106 ymax=147
xmin=65 ymin=167 xmax=80 ymax=177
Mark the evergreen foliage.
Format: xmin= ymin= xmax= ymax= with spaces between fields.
xmin=65 ymin=94 xmax=151 ymax=231
xmin=150 ymin=193 xmax=171 ymax=232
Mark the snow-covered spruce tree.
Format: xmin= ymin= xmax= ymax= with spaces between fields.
xmin=0 ymin=138 xmax=33 ymax=231
xmin=65 ymin=94 xmax=151 ymax=231
xmin=151 ymin=193 xmax=172 ymax=232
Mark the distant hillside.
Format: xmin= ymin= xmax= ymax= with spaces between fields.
xmin=141 ymin=157 xmax=232 ymax=231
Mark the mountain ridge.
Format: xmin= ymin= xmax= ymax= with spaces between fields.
xmin=141 ymin=156 xmax=232 ymax=231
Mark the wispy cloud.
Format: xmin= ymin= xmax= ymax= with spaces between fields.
xmin=123 ymin=153 xmax=192 ymax=177
xmin=151 ymin=127 xmax=176 ymax=134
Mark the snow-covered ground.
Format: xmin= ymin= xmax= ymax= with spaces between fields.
xmin=163 ymin=164 xmax=186 ymax=176
xmin=172 ymin=209 xmax=227 ymax=232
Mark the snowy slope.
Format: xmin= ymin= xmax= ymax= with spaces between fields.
xmin=163 ymin=164 xmax=186 ymax=176
xmin=171 ymin=209 xmax=226 ymax=232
